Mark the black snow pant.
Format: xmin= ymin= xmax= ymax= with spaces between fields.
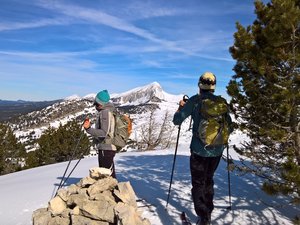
xmin=190 ymin=152 xmax=221 ymax=219
xmin=98 ymin=150 xmax=116 ymax=178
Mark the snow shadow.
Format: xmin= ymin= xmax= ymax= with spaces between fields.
xmin=50 ymin=177 xmax=82 ymax=199
xmin=115 ymin=153 xmax=298 ymax=225
xmin=214 ymin=159 xmax=298 ymax=225
xmin=54 ymin=177 xmax=82 ymax=187
xmin=117 ymin=154 xmax=191 ymax=225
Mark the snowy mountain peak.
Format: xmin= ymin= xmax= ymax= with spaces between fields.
xmin=82 ymin=93 xmax=96 ymax=101
xmin=148 ymin=81 xmax=161 ymax=89
xmin=111 ymin=82 xmax=179 ymax=105
xmin=64 ymin=94 xmax=81 ymax=101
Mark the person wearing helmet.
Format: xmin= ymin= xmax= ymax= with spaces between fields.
xmin=83 ymin=90 xmax=117 ymax=178
xmin=173 ymin=72 xmax=232 ymax=225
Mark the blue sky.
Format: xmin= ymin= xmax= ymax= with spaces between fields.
xmin=0 ymin=0 xmax=258 ymax=101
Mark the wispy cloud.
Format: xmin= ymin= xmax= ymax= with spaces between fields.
xmin=167 ymin=73 xmax=200 ymax=79
xmin=0 ymin=0 xmax=256 ymax=100
xmin=36 ymin=1 xmax=194 ymax=55
xmin=0 ymin=17 xmax=72 ymax=32
xmin=0 ymin=1 xmax=235 ymax=62
xmin=98 ymin=44 xmax=162 ymax=55
xmin=0 ymin=50 xmax=98 ymax=72
xmin=0 ymin=51 xmax=151 ymax=100
xmin=124 ymin=1 xmax=191 ymax=20
xmin=140 ymin=60 xmax=164 ymax=68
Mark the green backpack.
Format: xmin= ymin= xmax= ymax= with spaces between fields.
xmin=111 ymin=111 xmax=132 ymax=151
xmin=197 ymin=96 xmax=230 ymax=147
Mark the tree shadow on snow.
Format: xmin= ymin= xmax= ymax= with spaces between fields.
xmin=115 ymin=153 xmax=299 ymax=225
xmin=117 ymin=154 xmax=192 ymax=225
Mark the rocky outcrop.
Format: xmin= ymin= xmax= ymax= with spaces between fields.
xmin=32 ymin=167 xmax=151 ymax=225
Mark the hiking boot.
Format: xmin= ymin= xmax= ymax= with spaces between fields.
xmin=196 ymin=215 xmax=211 ymax=225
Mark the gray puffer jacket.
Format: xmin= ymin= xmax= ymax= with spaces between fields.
xmin=85 ymin=102 xmax=116 ymax=151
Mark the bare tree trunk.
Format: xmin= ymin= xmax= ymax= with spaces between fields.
xmin=140 ymin=110 xmax=172 ymax=150
xmin=291 ymin=106 xmax=300 ymax=165
xmin=291 ymin=26 xmax=300 ymax=165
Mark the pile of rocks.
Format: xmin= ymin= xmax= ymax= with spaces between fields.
xmin=32 ymin=167 xmax=151 ymax=225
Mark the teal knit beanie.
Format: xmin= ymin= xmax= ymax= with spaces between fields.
xmin=95 ymin=90 xmax=110 ymax=105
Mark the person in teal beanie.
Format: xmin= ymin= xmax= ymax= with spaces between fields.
xmin=173 ymin=72 xmax=233 ymax=225
xmin=83 ymin=90 xmax=117 ymax=178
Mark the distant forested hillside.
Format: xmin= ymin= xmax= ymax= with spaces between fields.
xmin=0 ymin=100 xmax=61 ymax=122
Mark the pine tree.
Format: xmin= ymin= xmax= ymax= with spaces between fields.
xmin=0 ymin=123 xmax=25 ymax=175
xmin=228 ymin=0 xmax=300 ymax=210
xmin=24 ymin=151 xmax=39 ymax=169
xmin=36 ymin=120 xmax=90 ymax=166
xmin=36 ymin=126 xmax=56 ymax=165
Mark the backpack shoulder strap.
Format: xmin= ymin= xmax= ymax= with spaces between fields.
xmin=216 ymin=95 xmax=230 ymax=113
xmin=107 ymin=110 xmax=115 ymax=138
xmin=186 ymin=94 xmax=200 ymax=117
xmin=189 ymin=94 xmax=201 ymax=107
xmin=216 ymin=95 xmax=228 ymax=103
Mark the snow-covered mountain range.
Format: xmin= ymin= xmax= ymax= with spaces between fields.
xmin=9 ymin=82 xmax=189 ymax=152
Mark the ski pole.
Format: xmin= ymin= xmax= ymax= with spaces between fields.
xmin=182 ymin=95 xmax=193 ymax=131
xmin=184 ymin=95 xmax=192 ymax=131
xmin=59 ymin=154 xmax=84 ymax=188
xmin=166 ymin=125 xmax=181 ymax=208
xmin=226 ymin=144 xmax=232 ymax=210
xmin=188 ymin=117 xmax=192 ymax=131
xmin=54 ymin=116 xmax=87 ymax=196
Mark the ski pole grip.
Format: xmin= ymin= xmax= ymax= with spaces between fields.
xmin=183 ymin=95 xmax=189 ymax=102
